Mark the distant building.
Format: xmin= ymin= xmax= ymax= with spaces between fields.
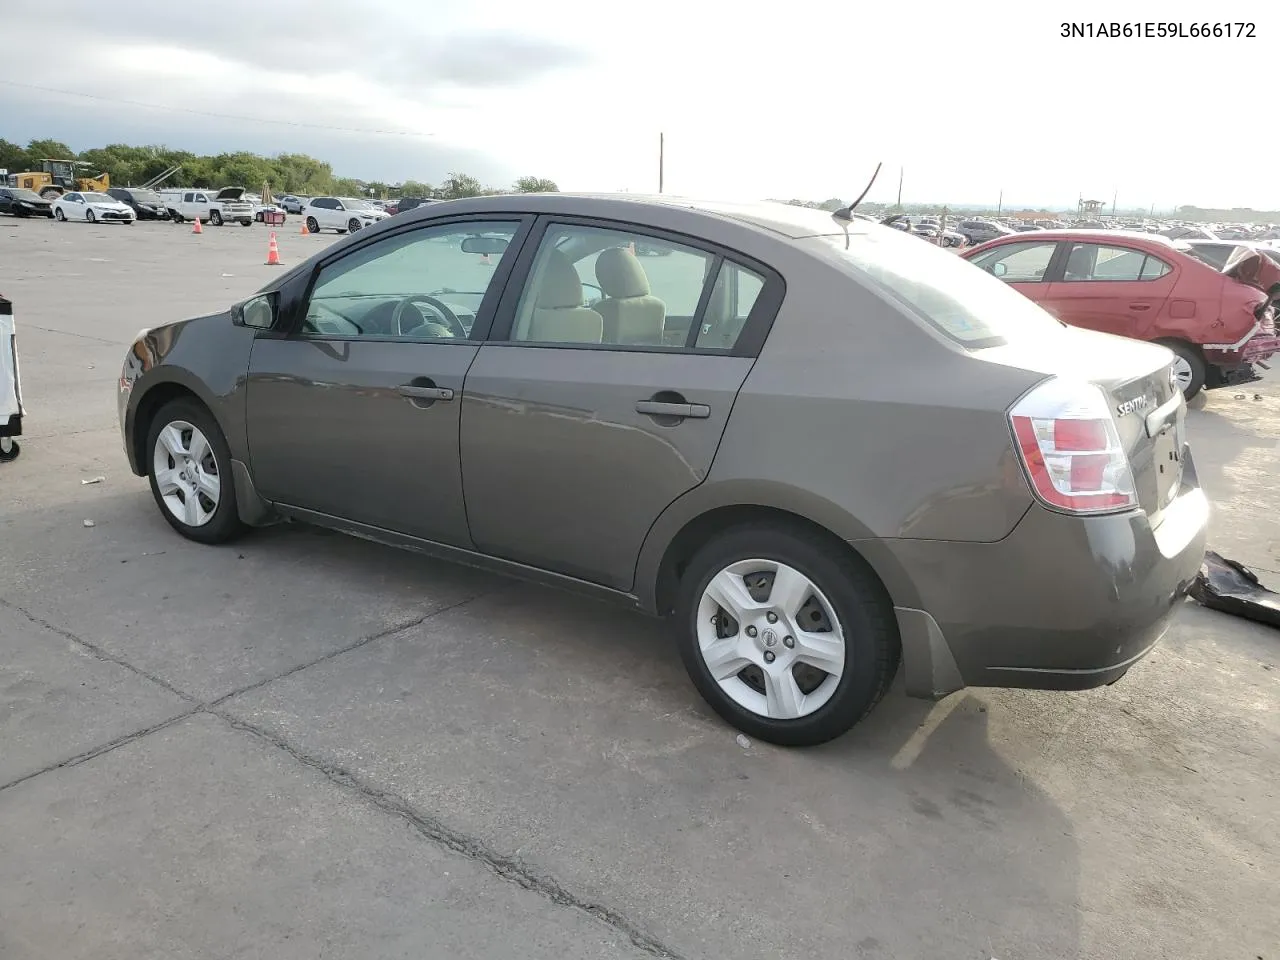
xmin=1078 ymin=199 xmax=1106 ymax=217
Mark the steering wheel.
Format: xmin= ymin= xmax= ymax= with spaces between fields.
xmin=392 ymin=295 xmax=467 ymax=338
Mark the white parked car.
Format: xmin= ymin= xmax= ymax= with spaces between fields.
xmin=159 ymin=187 xmax=255 ymax=226
xmin=51 ymin=192 xmax=135 ymax=224
xmin=303 ymin=196 xmax=390 ymax=234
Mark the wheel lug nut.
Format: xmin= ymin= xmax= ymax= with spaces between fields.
xmin=763 ymin=650 xmax=776 ymax=664
xmin=783 ymin=636 xmax=795 ymax=648
xmin=745 ymin=625 xmax=758 ymax=638
xmin=766 ymin=611 xmax=778 ymax=623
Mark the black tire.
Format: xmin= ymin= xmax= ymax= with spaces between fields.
xmin=0 ymin=438 xmax=19 ymax=462
xmin=348 ymin=218 xmax=361 ymax=233
xmin=239 ymin=219 xmax=252 ymax=227
xmin=170 ymin=210 xmax=183 ymax=223
xmin=674 ymin=523 xmax=900 ymax=746
xmin=145 ymin=398 xmax=246 ymax=545
xmin=1160 ymin=339 xmax=1206 ymax=400
xmin=305 ymin=216 xmax=319 ymax=234
xmin=54 ymin=208 xmax=66 ymax=221
xmin=209 ymin=210 xmax=223 ymax=226
xmin=86 ymin=209 xmax=96 ymax=223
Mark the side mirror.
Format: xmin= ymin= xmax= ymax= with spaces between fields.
xmin=461 ymin=235 xmax=509 ymax=255
xmin=991 ymin=262 xmax=1008 ymax=278
xmin=233 ymin=293 xmax=278 ymax=330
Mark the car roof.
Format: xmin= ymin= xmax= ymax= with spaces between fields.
xmin=989 ymin=229 xmax=1180 ymax=246
xmin=401 ymin=193 xmax=851 ymax=240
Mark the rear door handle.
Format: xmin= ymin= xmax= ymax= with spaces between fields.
xmin=397 ymin=385 xmax=454 ymax=401
xmin=1128 ymin=303 xmax=1152 ymax=311
xmin=636 ymin=400 xmax=710 ymax=419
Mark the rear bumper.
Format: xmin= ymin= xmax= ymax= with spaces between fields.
xmin=881 ymin=448 xmax=1208 ymax=698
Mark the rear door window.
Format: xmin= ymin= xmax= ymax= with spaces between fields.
xmin=1063 ymin=244 xmax=1169 ymax=282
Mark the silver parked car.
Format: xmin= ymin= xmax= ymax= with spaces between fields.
xmin=117 ymin=195 xmax=1209 ymax=745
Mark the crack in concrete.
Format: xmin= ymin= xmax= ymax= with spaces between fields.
xmin=0 ymin=596 xmax=198 ymax=703
xmin=217 ymin=712 xmax=684 ymax=960
xmin=0 ymin=583 xmax=680 ymax=955
xmin=0 ymin=708 xmax=200 ymax=794
xmin=207 ymin=587 xmax=506 ymax=709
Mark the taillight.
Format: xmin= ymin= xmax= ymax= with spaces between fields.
xmin=1009 ymin=378 xmax=1137 ymax=515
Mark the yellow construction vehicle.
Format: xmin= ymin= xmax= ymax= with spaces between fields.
xmin=7 ymin=159 xmax=110 ymax=199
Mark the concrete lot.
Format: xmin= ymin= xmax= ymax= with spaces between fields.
xmin=1 ymin=215 xmax=1277 ymax=960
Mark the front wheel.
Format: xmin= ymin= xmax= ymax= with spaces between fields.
xmin=348 ymin=218 xmax=362 ymax=233
xmin=239 ymin=219 xmax=252 ymax=227
xmin=1161 ymin=340 xmax=1206 ymax=400
xmin=209 ymin=211 xmax=223 ymax=226
xmin=54 ymin=208 xmax=66 ymax=221
xmin=674 ymin=524 xmax=900 ymax=746
xmin=305 ymin=216 xmax=319 ymax=234
xmin=86 ymin=209 xmax=96 ymax=223
xmin=145 ymin=398 xmax=246 ymax=544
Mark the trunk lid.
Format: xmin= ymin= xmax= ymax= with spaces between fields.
xmin=1222 ymin=246 xmax=1280 ymax=295
xmin=982 ymin=327 xmax=1184 ymax=522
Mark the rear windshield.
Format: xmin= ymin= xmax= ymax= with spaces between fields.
xmin=812 ymin=229 xmax=1065 ymax=348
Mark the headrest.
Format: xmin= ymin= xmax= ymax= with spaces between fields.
xmin=595 ymin=246 xmax=651 ymax=298
xmin=536 ymin=249 xmax=584 ymax=309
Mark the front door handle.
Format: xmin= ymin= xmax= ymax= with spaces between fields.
xmin=636 ymin=400 xmax=710 ymax=419
xmin=1128 ymin=303 xmax=1152 ymax=311
xmin=397 ymin=384 xmax=454 ymax=402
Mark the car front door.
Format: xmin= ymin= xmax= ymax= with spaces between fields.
xmin=245 ymin=215 xmax=530 ymax=545
xmin=1039 ymin=242 xmax=1176 ymax=337
xmin=966 ymin=239 xmax=1064 ymax=308
xmin=460 ymin=218 xmax=781 ymax=590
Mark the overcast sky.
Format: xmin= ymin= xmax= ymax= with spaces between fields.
xmin=2 ymin=0 xmax=1275 ymax=210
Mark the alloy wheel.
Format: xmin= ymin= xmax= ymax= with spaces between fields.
xmin=696 ymin=559 xmax=846 ymax=720
xmin=1171 ymin=355 xmax=1194 ymax=392
xmin=152 ymin=420 xmax=221 ymax=527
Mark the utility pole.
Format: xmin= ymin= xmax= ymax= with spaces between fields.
xmin=897 ymin=167 xmax=903 ymax=209
xmin=1111 ymin=189 xmax=1117 ymax=217
xmin=997 ymin=189 xmax=1003 ymax=216
xmin=658 ymin=132 xmax=664 ymax=194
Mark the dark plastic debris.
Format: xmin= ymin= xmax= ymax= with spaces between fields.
xmin=1189 ymin=551 xmax=1280 ymax=629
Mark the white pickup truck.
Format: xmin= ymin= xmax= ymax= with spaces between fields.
xmin=159 ymin=187 xmax=255 ymax=226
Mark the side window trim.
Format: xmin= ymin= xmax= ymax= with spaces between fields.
xmin=268 ymin=213 xmax=535 ymax=341
xmin=684 ymin=254 xmax=724 ymax=349
xmin=485 ymin=214 xmax=785 ymax=358
xmin=1061 ymin=243 xmax=1162 ymax=283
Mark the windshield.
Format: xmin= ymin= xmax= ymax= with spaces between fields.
xmin=82 ymin=193 xmax=116 ymax=203
xmin=340 ymin=197 xmax=371 ymax=210
xmin=9 ymin=188 xmax=42 ymax=201
xmin=813 ymin=228 xmax=1065 ymax=348
xmin=129 ymin=189 xmax=161 ymax=203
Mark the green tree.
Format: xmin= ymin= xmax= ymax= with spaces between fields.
xmin=438 ymin=172 xmax=483 ymax=199
xmin=514 ymin=176 xmax=558 ymax=193
xmin=0 ymin=139 xmax=31 ymax=172
xmin=26 ymin=138 xmax=74 ymax=160
xmin=398 ymin=179 xmax=433 ymax=198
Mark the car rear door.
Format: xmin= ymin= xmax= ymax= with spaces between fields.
xmin=459 ymin=217 xmax=782 ymax=591
xmin=245 ymin=214 xmax=532 ymax=546
xmin=1038 ymin=241 xmax=1177 ymax=337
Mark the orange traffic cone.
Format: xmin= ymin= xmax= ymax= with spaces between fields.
xmin=299 ymin=219 xmax=309 ymax=236
xmin=265 ymin=232 xmax=282 ymax=266
xmin=192 ymin=217 xmax=203 ymax=235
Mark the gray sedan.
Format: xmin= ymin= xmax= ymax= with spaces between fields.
xmin=117 ymin=194 xmax=1209 ymax=745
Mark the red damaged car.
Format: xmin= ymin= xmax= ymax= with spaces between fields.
xmin=963 ymin=230 xmax=1279 ymax=398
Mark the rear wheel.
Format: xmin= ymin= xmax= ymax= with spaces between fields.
xmin=145 ymin=398 xmax=246 ymax=544
xmin=1161 ymin=340 xmax=1206 ymax=400
xmin=0 ymin=438 xmax=19 ymax=462
xmin=305 ymin=216 xmax=319 ymax=234
xmin=674 ymin=524 xmax=899 ymax=746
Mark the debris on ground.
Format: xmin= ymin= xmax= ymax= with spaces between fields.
xmin=1189 ymin=551 xmax=1280 ymax=629
xmin=736 ymin=734 xmax=751 ymax=749
xmin=82 ymin=519 xmax=95 ymax=528
xmin=81 ymin=476 xmax=105 ymax=485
